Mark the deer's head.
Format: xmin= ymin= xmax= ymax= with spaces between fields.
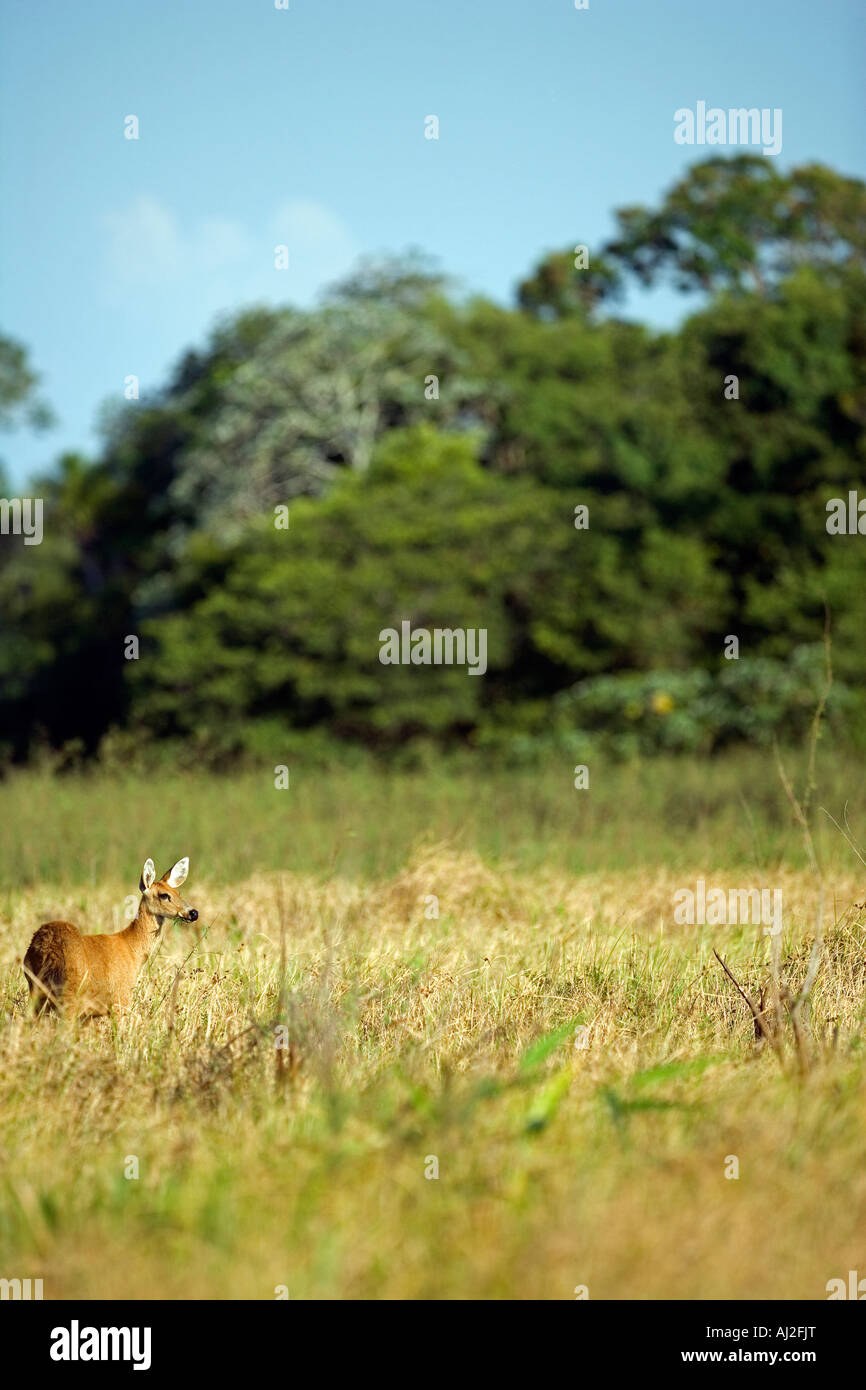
xmin=139 ymin=857 xmax=199 ymax=927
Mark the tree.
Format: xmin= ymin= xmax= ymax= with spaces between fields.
xmin=517 ymin=248 xmax=623 ymax=319
xmin=0 ymin=333 xmax=54 ymax=430
xmin=167 ymin=257 xmax=487 ymax=525
xmin=128 ymin=427 xmax=569 ymax=750
xmin=605 ymin=156 xmax=866 ymax=295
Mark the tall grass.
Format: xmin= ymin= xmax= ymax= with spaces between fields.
xmin=0 ymin=747 xmax=863 ymax=891
xmin=0 ymin=752 xmax=865 ymax=1298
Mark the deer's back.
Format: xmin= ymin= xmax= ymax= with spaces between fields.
xmin=24 ymin=920 xmax=136 ymax=1015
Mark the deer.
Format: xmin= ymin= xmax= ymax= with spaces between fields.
xmin=23 ymin=857 xmax=198 ymax=1018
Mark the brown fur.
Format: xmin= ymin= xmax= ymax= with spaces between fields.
xmin=23 ymin=859 xmax=197 ymax=1018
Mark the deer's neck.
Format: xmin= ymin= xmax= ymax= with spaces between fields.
xmin=123 ymin=898 xmax=165 ymax=964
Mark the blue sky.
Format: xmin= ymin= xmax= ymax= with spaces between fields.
xmin=2 ymin=0 xmax=864 ymax=485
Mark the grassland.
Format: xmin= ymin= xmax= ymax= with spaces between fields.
xmin=1 ymin=749 xmax=865 ymax=1300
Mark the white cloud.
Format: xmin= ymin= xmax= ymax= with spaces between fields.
xmin=104 ymin=196 xmax=187 ymax=283
xmin=101 ymin=195 xmax=358 ymax=307
xmin=197 ymin=216 xmax=254 ymax=271
xmin=268 ymin=198 xmax=358 ymax=287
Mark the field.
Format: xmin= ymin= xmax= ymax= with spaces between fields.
xmin=1 ymin=750 xmax=865 ymax=1300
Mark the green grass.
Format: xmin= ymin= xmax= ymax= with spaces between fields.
xmin=1 ymin=749 xmax=865 ymax=1299
xmin=0 ymin=746 xmax=862 ymax=891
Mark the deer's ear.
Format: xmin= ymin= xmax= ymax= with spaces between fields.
xmin=140 ymin=859 xmax=156 ymax=891
xmin=167 ymin=857 xmax=189 ymax=888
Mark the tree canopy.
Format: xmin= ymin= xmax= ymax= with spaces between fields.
xmin=1 ymin=159 xmax=864 ymax=763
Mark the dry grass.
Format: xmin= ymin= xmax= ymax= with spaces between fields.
xmin=2 ymin=829 xmax=866 ymax=1300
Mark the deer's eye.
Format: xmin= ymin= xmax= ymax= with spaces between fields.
xmin=158 ymin=892 xmax=171 ymax=901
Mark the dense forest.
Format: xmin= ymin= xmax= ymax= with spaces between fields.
xmin=1 ymin=154 xmax=865 ymax=765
